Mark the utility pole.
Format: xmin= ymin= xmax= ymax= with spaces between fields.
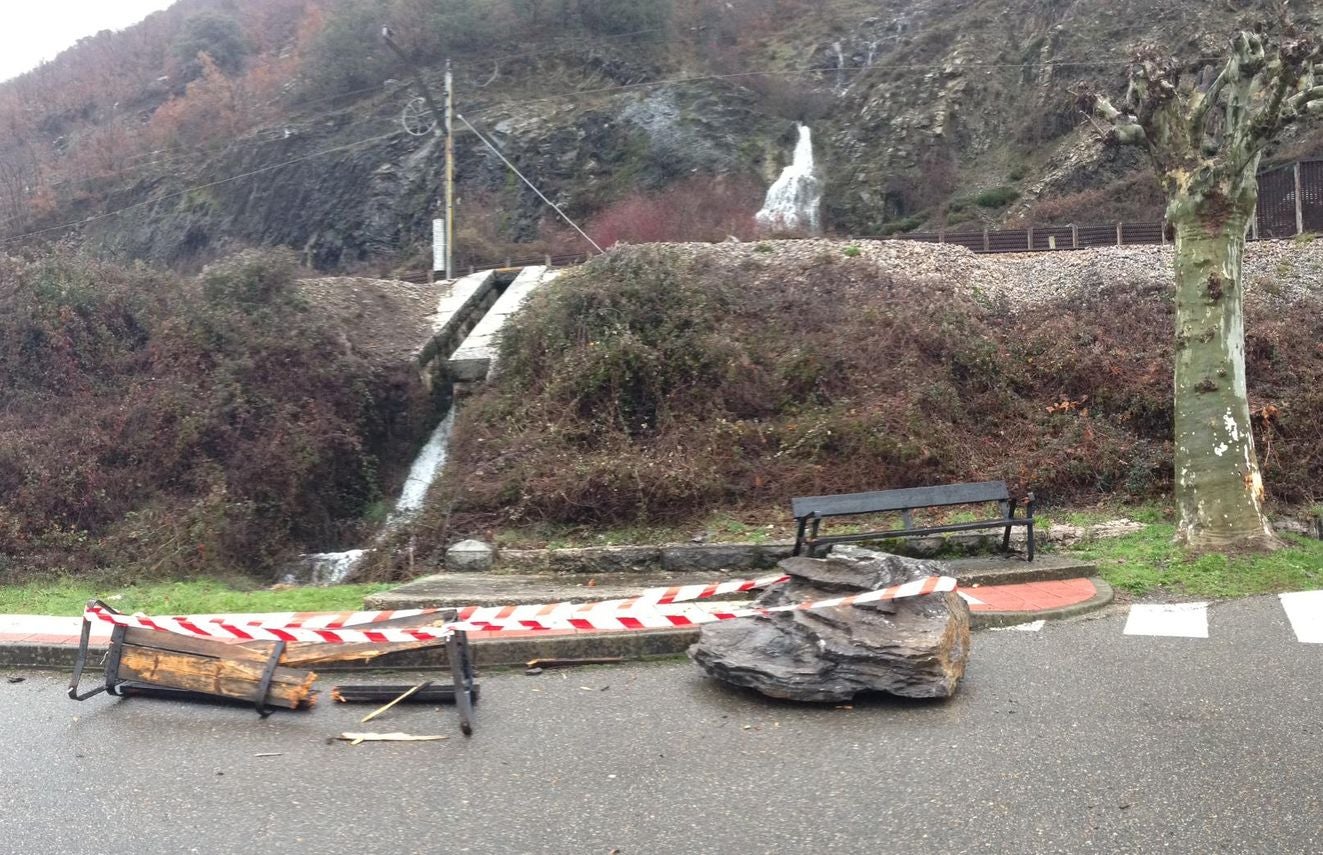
xmin=382 ymin=27 xmax=454 ymax=280
xmin=445 ymin=59 xmax=454 ymax=281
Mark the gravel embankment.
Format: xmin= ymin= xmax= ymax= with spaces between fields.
xmin=653 ymin=238 xmax=1322 ymax=310
xmin=298 ymin=276 xmax=442 ymax=368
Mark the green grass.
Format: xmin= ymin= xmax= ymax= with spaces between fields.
xmin=1070 ymin=524 xmax=1323 ymax=598
xmin=0 ymin=578 xmax=392 ymax=617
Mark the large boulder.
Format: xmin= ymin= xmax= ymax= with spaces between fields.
xmin=688 ymin=546 xmax=971 ymax=703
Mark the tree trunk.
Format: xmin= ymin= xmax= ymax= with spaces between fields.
xmin=1168 ymin=181 xmax=1278 ymax=549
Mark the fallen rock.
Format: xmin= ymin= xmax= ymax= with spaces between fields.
xmin=689 ymin=546 xmax=971 ymax=703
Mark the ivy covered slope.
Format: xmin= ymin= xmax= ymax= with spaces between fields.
xmin=0 ymin=251 xmax=427 ymax=583
xmin=415 ymin=241 xmax=1323 ymax=549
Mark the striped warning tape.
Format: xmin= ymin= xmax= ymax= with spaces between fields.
xmin=187 ymin=573 xmax=792 ymax=630
xmin=452 ymin=572 xmax=792 ymax=627
xmin=459 ymin=575 xmax=958 ymax=634
xmin=82 ymin=576 xmax=957 ymax=645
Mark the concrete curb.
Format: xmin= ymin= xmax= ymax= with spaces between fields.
xmin=0 ymin=578 xmax=1115 ymax=673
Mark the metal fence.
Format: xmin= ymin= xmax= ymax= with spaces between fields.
xmin=900 ymin=221 xmax=1167 ymax=253
xmin=885 ymin=158 xmax=1323 ymax=254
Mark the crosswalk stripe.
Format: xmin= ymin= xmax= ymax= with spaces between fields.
xmin=1278 ymin=590 xmax=1323 ymax=644
xmin=1123 ymin=602 xmax=1210 ymax=638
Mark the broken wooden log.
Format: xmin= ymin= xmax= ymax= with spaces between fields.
xmin=115 ymin=627 xmax=316 ymax=710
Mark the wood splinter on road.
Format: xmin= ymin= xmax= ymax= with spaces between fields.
xmin=336 ymin=732 xmax=449 ymax=746
xmin=526 ymin=657 xmax=624 ymax=669
xmin=359 ymin=681 xmax=432 ymax=724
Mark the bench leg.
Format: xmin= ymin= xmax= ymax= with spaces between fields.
xmin=1003 ymin=499 xmax=1016 ymax=553
xmin=793 ymin=516 xmax=809 ymax=557
xmin=1026 ymin=521 xmax=1035 ymax=562
xmin=809 ymin=517 xmax=822 ymax=557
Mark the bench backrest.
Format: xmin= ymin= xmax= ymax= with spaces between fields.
xmin=791 ymin=481 xmax=1010 ymax=519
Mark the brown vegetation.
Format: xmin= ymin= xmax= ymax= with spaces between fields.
xmin=413 ymin=244 xmax=1323 ymax=550
xmin=0 ymin=249 xmax=427 ymax=582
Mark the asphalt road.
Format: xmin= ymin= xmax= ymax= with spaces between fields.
xmin=2 ymin=596 xmax=1320 ymax=855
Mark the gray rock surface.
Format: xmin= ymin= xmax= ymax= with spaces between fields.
xmin=689 ymin=546 xmax=971 ymax=703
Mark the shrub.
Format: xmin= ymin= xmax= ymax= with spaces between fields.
xmin=1023 ymin=172 xmax=1166 ymax=224
xmin=423 ymin=242 xmax=1323 ymax=538
xmin=173 ymin=12 xmax=250 ymax=80
xmin=588 ymin=175 xmax=764 ymax=246
xmin=0 ymin=249 xmax=420 ymax=582
xmin=575 ymin=0 xmax=672 ymax=37
xmin=974 ymin=186 xmax=1021 ymax=208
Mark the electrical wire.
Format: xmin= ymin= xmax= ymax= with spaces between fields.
xmin=456 ymin=112 xmax=602 ymax=255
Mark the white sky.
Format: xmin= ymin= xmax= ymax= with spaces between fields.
xmin=0 ymin=0 xmax=176 ymax=83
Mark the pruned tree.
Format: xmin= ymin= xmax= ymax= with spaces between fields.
xmin=1079 ymin=28 xmax=1323 ymax=550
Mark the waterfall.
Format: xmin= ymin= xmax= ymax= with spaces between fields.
xmin=298 ymin=408 xmax=457 ymax=585
xmin=755 ymin=124 xmax=822 ymax=234
xmin=832 ymin=41 xmax=847 ymax=91
xmin=392 ymin=408 xmax=456 ymax=518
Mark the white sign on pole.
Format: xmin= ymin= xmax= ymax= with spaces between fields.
xmin=432 ymin=218 xmax=446 ymax=273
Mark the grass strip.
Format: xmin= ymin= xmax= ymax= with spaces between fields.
xmin=0 ymin=579 xmax=393 ymax=617
xmin=1070 ymin=524 xmax=1323 ymax=598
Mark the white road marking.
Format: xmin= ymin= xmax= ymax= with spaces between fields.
xmin=1279 ymin=590 xmax=1323 ymax=644
xmin=958 ymin=592 xmax=986 ymax=606
xmin=1123 ymin=603 xmax=1209 ymax=638
xmin=991 ymin=620 xmax=1045 ymax=632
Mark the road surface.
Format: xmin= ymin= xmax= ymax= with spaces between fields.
xmin=1 ymin=595 xmax=1320 ymax=854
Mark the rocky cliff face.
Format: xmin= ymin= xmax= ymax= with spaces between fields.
xmin=32 ymin=0 xmax=1323 ymax=271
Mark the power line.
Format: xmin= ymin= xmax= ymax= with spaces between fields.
xmin=456 ymin=112 xmax=602 ymax=255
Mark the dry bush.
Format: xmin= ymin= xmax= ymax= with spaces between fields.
xmin=1023 ymin=172 xmax=1167 ymax=224
xmin=587 ymin=175 xmax=764 ymax=247
xmin=420 ymin=244 xmax=1323 ymax=541
xmin=0 ymin=249 xmax=424 ymax=582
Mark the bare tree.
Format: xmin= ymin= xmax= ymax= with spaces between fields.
xmin=1080 ymin=28 xmax=1323 ymax=551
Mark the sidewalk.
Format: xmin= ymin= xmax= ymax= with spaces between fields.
xmin=0 ymin=576 xmax=1113 ymax=670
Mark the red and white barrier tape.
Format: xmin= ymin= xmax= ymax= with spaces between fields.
xmin=83 ymin=575 xmax=957 ymax=645
xmin=188 ymin=572 xmax=792 ymax=630
xmin=452 ymin=572 xmax=792 ymax=627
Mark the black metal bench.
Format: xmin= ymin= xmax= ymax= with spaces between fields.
xmin=791 ymin=480 xmax=1035 ymax=560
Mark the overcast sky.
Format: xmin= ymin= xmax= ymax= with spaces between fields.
xmin=0 ymin=0 xmax=176 ymax=83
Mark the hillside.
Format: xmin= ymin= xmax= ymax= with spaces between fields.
xmin=403 ymin=238 xmax=1323 ymax=557
xmin=5 ymin=0 xmax=1323 ymax=272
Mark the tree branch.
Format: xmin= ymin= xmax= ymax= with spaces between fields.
xmin=1188 ymin=63 xmax=1229 ymax=137
xmin=1247 ymin=35 xmax=1319 ymax=146
xmin=1077 ymin=91 xmax=1148 ymax=146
